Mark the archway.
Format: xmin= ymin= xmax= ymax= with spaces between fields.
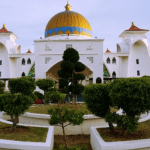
xmin=46 ymin=61 xmax=93 ymax=87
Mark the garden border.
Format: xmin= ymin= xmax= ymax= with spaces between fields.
xmin=0 ymin=119 xmax=54 ymax=150
xmin=90 ymin=113 xmax=150 ymax=150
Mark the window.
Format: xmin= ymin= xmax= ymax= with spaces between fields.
xmin=137 ymin=70 xmax=140 ymax=76
xmin=112 ymin=71 xmax=116 ymax=78
xmin=22 ymin=72 xmax=25 ymax=77
xmin=0 ymin=60 xmax=2 ymax=65
xmin=22 ymin=58 xmax=25 ymax=65
xmin=112 ymin=57 xmax=116 ymax=64
xmin=136 ymin=59 xmax=139 ymax=64
xmin=27 ymin=58 xmax=31 ymax=64
xmin=66 ymin=44 xmax=72 ymax=49
xmin=107 ymin=57 xmax=110 ymax=64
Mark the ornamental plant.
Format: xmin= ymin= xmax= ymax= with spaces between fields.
xmin=45 ymin=91 xmax=66 ymax=105
xmin=58 ymin=48 xmax=85 ymax=103
xmin=109 ymin=77 xmax=150 ymax=132
xmin=35 ymin=79 xmax=54 ymax=95
xmin=8 ymin=76 xmax=36 ymax=95
xmin=0 ymin=80 xmax=5 ymax=94
xmin=83 ymin=83 xmax=115 ymax=131
xmin=0 ymin=93 xmax=33 ymax=131
xmin=48 ymin=107 xmax=84 ymax=149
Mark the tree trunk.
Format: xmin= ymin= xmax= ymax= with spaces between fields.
xmin=11 ymin=115 xmax=19 ymax=131
xmin=108 ymin=121 xmax=115 ymax=131
xmin=62 ymin=124 xmax=68 ymax=149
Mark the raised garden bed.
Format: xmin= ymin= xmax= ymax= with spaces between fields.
xmin=0 ymin=119 xmax=54 ymax=150
xmin=90 ymin=113 xmax=150 ymax=150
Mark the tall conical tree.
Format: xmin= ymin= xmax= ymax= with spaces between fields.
xmin=58 ymin=48 xmax=85 ymax=103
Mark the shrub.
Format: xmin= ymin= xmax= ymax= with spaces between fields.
xmin=83 ymin=83 xmax=114 ymax=131
xmin=48 ymin=107 xmax=84 ymax=149
xmin=8 ymin=76 xmax=35 ymax=95
xmin=0 ymin=81 xmax=5 ymax=94
xmin=35 ymin=79 xmax=54 ymax=95
xmin=34 ymin=91 xmax=44 ymax=100
xmin=109 ymin=77 xmax=150 ymax=132
xmin=0 ymin=93 xmax=33 ymax=131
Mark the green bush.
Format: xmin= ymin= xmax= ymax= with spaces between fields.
xmin=0 ymin=81 xmax=5 ymax=94
xmin=0 ymin=93 xmax=33 ymax=130
xmin=36 ymin=79 xmax=54 ymax=95
xmin=109 ymin=77 xmax=150 ymax=132
xmin=34 ymin=91 xmax=44 ymax=100
xmin=8 ymin=77 xmax=35 ymax=95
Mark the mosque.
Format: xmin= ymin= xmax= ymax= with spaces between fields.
xmin=0 ymin=2 xmax=150 ymax=89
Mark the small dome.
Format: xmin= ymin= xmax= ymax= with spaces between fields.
xmin=45 ymin=2 xmax=92 ymax=38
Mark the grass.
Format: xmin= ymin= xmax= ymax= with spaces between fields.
xmin=0 ymin=121 xmax=48 ymax=142
xmin=27 ymin=103 xmax=118 ymax=115
xmin=27 ymin=103 xmax=92 ymax=114
xmin=97 ymin=119 xmax=150 ymax=142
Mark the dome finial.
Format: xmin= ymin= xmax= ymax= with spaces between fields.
xmin=2 ymin=23 xmax=6 ymax=29
xmin=65 ymin=0 xmax=71 ymax=11
xmin=132 ymin=22 xmax=135 ymax=27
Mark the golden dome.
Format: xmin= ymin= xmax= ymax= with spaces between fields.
xmin=45 ymin=2 xmax=92 ymax=37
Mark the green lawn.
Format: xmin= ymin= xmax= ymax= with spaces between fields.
xmin=27 ymin=104 xmax=92 ymax=114
xmin=27 ymin=103 xmax=119 ymax=115
xmin=97 ymin=119 xmax=150 ymax=142
xmin=0 ymin=122 xmax=48 ymax=142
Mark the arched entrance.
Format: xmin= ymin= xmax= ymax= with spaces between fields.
xmin=46 ymin=61 xmax=93 ymax=101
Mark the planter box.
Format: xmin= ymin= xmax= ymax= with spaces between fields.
xmin=0 ymin=119 xmax=54 ymax=150
xmin=90 ymin=113 xmax=150 ymax=150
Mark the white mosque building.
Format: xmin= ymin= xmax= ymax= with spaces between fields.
xmin=0 ymin=2 xmax=150 ymax=88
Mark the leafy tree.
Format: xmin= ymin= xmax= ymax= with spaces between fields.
xmin=58 ymin=48 xmax=85 ymax=103
xmin=109 ymin=77 xmax=150 ymax=132
xmin=0 ymin=81 xmax=5 ymax=94
xmin=7 ymin=76 xmax=36 ymax=130
xmin=45 ymin=91 xmax=66 ymax=105
xmin=34 ymin=91 xmax=44 ymax=100
xmin=0 ymin=93 xmax=33 ymax=131
xmin=35 ymin=79 xmax=54 ymax=95
xmin=48 ymin=107 xmax=84 ymax=149
xmin=83 ymin=83 xmax=115 ymax=131
xmin=8 ymin=76 xmax=36 ymax=95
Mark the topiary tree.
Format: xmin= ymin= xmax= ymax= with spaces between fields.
xmin=34 ymin=91 xmax=44 ymax=100
xmin=58 ymin=48 xmax=85 ymax=103
xmin=109 ymin=77 xmax=150 ymax=132
xmin=83 ymin=83 xmax=115 ymax=131
xmin=7 ymin=76 xmax=36 ymax=127
xmin=0 ymin=93 xmax=33 ymax=131
xmin=48 ymin=107 xmax=84 ymax=149
xmin=0 ymin=81 xmax=5 ymax=94
xmin=35 ymin=79 xmax=54 ymax=95
xmin=8 ymin=76 xmax=36 ymax=95
xmin=45 ymin=91 xmax=66 ymax=105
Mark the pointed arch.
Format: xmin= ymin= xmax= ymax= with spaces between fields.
xmin=117 ymin=44 xmax=121 ymax=52
xmin=112 ymin=71 xmax=116 ymax=78
xmin=106 ymin=57 xmax=110 ymax=64
xmin=27 ymin=58 xmax=31 ymax=64
xmin=28 ymin=63 xmax=35 ymax=77
xmin=112 ymin=57 xmax=116 ymax=64
xmin=22 ymin=72 xmax=25 ymax=77
xmin=22 ymin=58 xmax=25 ymax=65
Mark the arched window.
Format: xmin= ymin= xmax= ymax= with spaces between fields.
xmin=22 ymin=72 xmax=25 ymax=77
xmin=96 ymin=77 xmax=101 ymax=83
xmin=27 ymin=58 xmax=31 ymax=64
xmin=112 ymin=57 xmax=116 ymax=64
xmin=106 ymin=57 xmax=110 ymax=64
xmin=112 ymin=71 xmax=116 ymax=78
xmin=22 ymin=58 xmax=25 ymax=65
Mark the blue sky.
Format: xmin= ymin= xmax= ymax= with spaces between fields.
xmin=0 ymin=0 xmax=150 ymax=53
